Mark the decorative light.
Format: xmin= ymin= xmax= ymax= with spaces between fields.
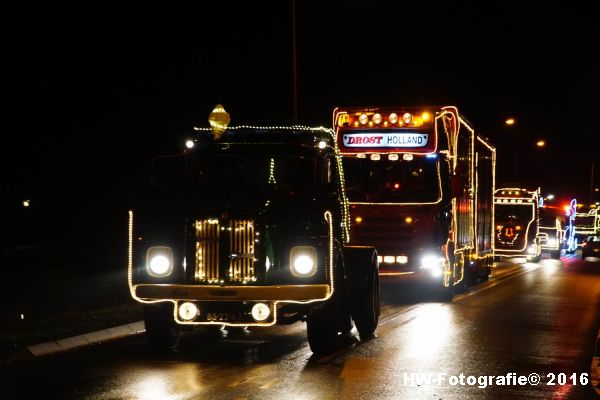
xmin=536 ymin=140 xmax=545 ymax=147
xmin=208 ymin=104 xmax=231 ymax=140
xmin=370 ymin=154 xmax=381 ymax=161
xmin=22 ymin=200 xmax=30 ymax=207
xmin=185 ymin=140 xmax=195 ymax=149
xmin=318 ymin=140 xmax=327 ymax=149
xmin=402 ymin=112 xmax=412 ymax=124
xmin=372 ymin=113 xmax=382 ymax=124
xmin=389 ymin=113 xmax=398 ymax=124
xmin=355 ymin=216 xmax=363 ymax=223
xmin=178 ymin=302 xmax=199 ymax=321
xmin=505 ymin=118 xmax=515 ymax=126
xmin=422 ymin=112 xmax=431 ymax=121
xmin=405 ymin=216 xmax=413 ymax=224
xmin=359 ymin=113 xmax=368 ymax=124
xmin=402 ymin=153 xmax=413 ymax=161
xmin=251 ymin=303 xmax=271 ymax=322
xmin=388 ymin=154 xmax=399 ymax=161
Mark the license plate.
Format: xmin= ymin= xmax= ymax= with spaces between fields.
xmin=204 ymin=312 xmax=243 ymax=323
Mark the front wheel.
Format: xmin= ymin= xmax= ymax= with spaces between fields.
xmin=144 ymin=302 xmax=180 ymax=351
xmin=307 ymin=301 xmax=341 ymax=354
xmin=345 ymin=247 xmax=380 ymax=339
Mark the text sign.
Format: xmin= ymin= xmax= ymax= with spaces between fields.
xmin=342 ymin=133 xmax=429 ymax=148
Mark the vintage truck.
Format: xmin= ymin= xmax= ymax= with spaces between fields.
xmin=127 ymin=106 xmax=380 ymax=354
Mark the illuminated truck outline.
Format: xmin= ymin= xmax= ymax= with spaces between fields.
xmin=493 ymin=187 xmax=541 ymax=262
xmin=333 ymin=106 xmax=496 ymax=299
xmin=127 ymin=108 xmax=380 ymax=354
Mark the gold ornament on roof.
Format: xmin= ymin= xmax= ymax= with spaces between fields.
xmin=208 ymin=104 xmax=230 ymax=140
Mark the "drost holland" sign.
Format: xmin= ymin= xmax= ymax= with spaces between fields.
xmin=343 ymin=133 xmax=429 ymax=148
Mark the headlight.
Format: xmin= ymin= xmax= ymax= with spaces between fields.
xmin=420 ymin=255 xmax=444 ymax=269
xmin=178 ymin=302 xmax=199 ymax=321
xmin=290 ymin=246 xmax=317 ymax=277
xmin=547 ymin=239 xmax=557 ymax=247
xmin=527 ymin=245 xmax=536 ymax=255
xmin=146 ymin=246 xmax=174 ymax=277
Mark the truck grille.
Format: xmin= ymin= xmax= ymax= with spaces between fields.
xmin=194 ymin=219 xmax=257 ymax=284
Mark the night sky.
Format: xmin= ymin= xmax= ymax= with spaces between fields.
xmin=3 ymin=2 xmax=599 ymax=271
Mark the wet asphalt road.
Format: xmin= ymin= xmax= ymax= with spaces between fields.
xmin=2 ymin=254 xmax=599 ymax=399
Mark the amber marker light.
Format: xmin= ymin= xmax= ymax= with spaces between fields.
xmin=405 ymin=216 xmax=413 ymax=224
xmin=355 ymin=217 xmax=363 ymax=223
xmin=505 ymin=118 xmax=515 ymax=126
xmin=422 ymin=112 xmax=431 ymax=121
xmin=536 ymin=140 xmax=545 ymax=147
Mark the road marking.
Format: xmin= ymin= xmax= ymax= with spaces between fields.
xmin=376 ymin=263 xmax=540 ymax=329
xmin=453 ymin=263 xmax=542 ymax=302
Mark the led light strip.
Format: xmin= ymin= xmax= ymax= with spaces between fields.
xmin=128 ymin=210 xmax=170 ymax=305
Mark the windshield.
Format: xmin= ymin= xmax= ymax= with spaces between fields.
xmin=188 ymin=155 xmax=319 ymax=199
xmin=342 ymin=157 xmax=440 ymax=203
xmin=576 ymin=215 xmax=596 ymax=228
xmin=495 ymin=204 xmax=535 ymax=223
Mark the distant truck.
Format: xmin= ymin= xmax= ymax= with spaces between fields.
xmin=493 ymin=188 xmax=541 ymax=262
xmin=573 ymin=208 xmax=599 ymax=248
xmin=538 ymin=207 xmax=563 ymax=259
xmin=128 ymin=106 xmax=380 ymax=354
xmin=333 ymin=106 xmax=496 ymax=299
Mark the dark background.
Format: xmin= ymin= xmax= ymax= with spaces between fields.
xmin=3 ymin=1 xmax=599 ymax=273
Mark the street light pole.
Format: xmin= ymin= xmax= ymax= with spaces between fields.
xmin=505 ymin=118 xmax=517 ymax=179
xmin=291 ymin=0 xmax=298 ymax=125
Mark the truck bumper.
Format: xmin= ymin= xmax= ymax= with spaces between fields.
xmin=134 ymin=283 xmax=331 ymax=302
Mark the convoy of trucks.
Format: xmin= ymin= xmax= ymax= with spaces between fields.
xmin=127 ymin=104 xmax=594 ymax=353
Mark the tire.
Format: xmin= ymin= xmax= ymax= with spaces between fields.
xmin=306 ymin=300 xmax=340 ymax=354
xmin=345 ymin=247 xmax=380 ymax=339
xmin=144 ymin=302 xmax=180 ymax=351
xmin=306 ymin=253 xmax=351 ymax=355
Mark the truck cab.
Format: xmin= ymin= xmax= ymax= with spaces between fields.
xmin=128 ymin=107 xmax=380 ymax=354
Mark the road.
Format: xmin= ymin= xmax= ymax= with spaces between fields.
xmin=2 ymin=254 xmax=599 ymax=399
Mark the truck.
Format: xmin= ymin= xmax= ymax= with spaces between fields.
xmin=333 ymin=106 xmax=496 ymax=299
xmin=127 ymin=106 xmax=380 ymax=354
xmin=573 ymin=207 xmax=599 ymax=247
xmin=538 ymin=206 xmax=563 ymax=259
xmin=493 ymin=187 xmax=541 ymax=262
